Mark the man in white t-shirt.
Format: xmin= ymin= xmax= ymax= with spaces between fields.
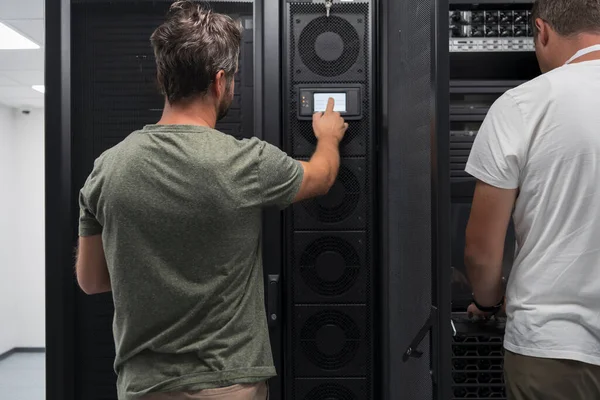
xmin=464 ymin=0 xmax=600 ymax=398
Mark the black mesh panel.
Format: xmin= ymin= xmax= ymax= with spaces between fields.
xmin=285 ymin=2 xmax=375 ymax=399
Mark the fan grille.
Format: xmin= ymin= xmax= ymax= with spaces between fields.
xmin=300 ymin=310 xmax=361 ymax=370
xmin=298 ymin=16 xmax=360 ymax=77
xmin=300 ymin=236 xmax=361 ymax=296
xmin=301 ymin=166 xmax=361 ymax=224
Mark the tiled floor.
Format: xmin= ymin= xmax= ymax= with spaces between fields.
xmin=0 ymin=352 xmax=45 ymax=400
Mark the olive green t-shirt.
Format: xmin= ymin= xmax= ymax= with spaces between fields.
xmin=78 ymin=124 xmax=303 ymax=399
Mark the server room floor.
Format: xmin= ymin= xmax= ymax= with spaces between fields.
xmin=0 ymin=352 xmax=45 ymax=400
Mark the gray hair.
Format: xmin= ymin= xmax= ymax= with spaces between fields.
xmin=531 ymin=0 xmax=600 ymax=37
xmin=150 ymin=1 xmax=243 ymax=104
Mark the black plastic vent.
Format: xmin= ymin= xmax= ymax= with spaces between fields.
xmin=300 ymin=310 xmax=361 ymax=370
xmin=300 ymin=236 xmax=361 ymax=296
xmin=302 ymin=165 xmax=360 ymax=223
xmin=294 ymin=305 xmax=368 ymax=377
xmin=298 ymin=16 xmax=360 ymax=77
xmin=290 ymin=4 xmax=368 ymax=83
xmin=293 ymin=232 xmax=367 ymax=304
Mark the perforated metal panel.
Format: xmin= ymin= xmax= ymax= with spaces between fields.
xmin=284 ymin=2 xmax=375 ymax=399
xmin=294 ymin=232 xmax=367 ymax=304
xmin=291 ymin=5 xmax=367 ymax=83
xmin=383 ymin=0 xmax=436 ymax=398
xmin=294 ymin=305 xmax=369 ymax=377
xmin=452 ymin=334 xmax=506 ymax=399
xmin=294 ymin=159 xmax=367 ymax=230
xmin=70 ymin=2 xmax=254 ymax=399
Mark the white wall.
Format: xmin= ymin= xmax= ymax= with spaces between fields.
xmin=13 ymin=108 xmax=45 ymax=348
xmin=0 ymin=106 xmax=45 ymax=353
xmin=0 ymin=105 xmax=18 ymax=355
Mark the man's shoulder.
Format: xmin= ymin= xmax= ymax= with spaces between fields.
xmin=505 ymin=74 xmax=551 ymax=103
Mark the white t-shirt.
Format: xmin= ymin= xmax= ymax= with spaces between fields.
xmin=465 ymin=60 xmax=600 ymax=366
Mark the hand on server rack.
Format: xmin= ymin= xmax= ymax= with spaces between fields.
xmin=312 ymin=97 xmax=349 ymax=144
xmin=467 ymin=296 xmax=506 ymax=320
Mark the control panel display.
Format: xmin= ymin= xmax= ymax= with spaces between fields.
xmin=297 ymin=85 xmax=363 ymax=120
xmin=314 ymin=93 xmax=347 ymax=112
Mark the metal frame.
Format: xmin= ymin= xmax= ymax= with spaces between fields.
xmin=45 ymin=1 xmax=75 ymax=400
xmin=431 ymin=0 xmax=452 ymax=398
xmin=255 ymin=0 xmax=285 ymax=398
xmin=378 ymin=0 xmax=450 ymax=398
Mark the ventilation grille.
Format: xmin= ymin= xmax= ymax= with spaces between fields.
xmin=300 ymin=310 xmax=361 ymax=370
xmin=294 ymin=232 xmax=367 ymax=303
xmin=300 ymin=237 xmax=360 ymax=295
xmin=293 ymin=160 xmax=367 ymax=230
xmin=452 ymin=334 xmax=507 ymax=399
xmin=294 ymin=306 xmax=368 ymax=376
xmin=286 ymin=1 xmax=373 ymax=396
xmin=290 ymin=4 xmax=368 ymax=83
xmin=299 ymin=16 xmax=361 ymax=77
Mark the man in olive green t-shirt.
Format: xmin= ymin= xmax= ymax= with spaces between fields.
xmin=75 ymin=2 xmax=348 ymax=400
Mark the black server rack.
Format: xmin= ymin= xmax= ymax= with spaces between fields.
xmin=282 ymin=1 xmax=376 ymax=399
xmin=447 ymin=1 xmax=539 ymax=399
xmin=378 ymin=0 xmax=452 ymax=399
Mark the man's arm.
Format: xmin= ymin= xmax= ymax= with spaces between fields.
xmin=75 ymin=235 xmax=111 ymax=295
xmin=465 ymin=181 xmax=517 ymax=308
xmin=294 ymin=98 xmax=347 ymax=202
xmin=295 ymin=137 xmax=340 ymax=202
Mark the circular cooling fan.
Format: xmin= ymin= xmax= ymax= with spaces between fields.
xmin=300 ymin=310 xmax=361 ymax=370
xmin=300 ymin=236 xmax=361 ymax=296
xmin=298 ymin=16 xmax=360 ymax=77
xmin=302 ymin=166 xmax=361 ymax=223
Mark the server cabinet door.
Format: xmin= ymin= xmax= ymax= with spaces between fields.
xmin=69 ymin=2 xmax=283 ymax=399
xmin=379 ymin=0 xmax=451 ymax=399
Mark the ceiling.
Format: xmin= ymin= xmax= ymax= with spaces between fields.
xmin=0 ymin=0 xmax=44 ymax=109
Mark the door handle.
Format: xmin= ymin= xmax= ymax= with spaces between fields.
xmin=267 ymin=275 xmax=280 ymax=328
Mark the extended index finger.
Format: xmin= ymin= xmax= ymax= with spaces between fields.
xmin=326 ymin=97 xmax=335 ymax=113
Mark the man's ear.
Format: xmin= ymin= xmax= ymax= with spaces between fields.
xmin=212 ymin=70 xmax=226 ymax=98
xmin=535 ymin=18 xmax=550 ymax=47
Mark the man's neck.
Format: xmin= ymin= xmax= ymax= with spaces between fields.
xmin=156 ymin=100 xmax=217 ymax=128
xmin=563 ymin=34 xmax=600 ymax=64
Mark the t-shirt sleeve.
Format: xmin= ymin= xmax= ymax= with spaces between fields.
xmin=79 ymin=189 xmax=103 ymax=237
xmin=78 ymin=157 xmax=104 ymax=237
xmin=257 ymin=141 xmax=304 ymax=209
xmin=465 ymin=93 xmax=526 ymax=189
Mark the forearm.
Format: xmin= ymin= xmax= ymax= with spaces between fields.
xmin=310 ymin=137 xmax=340 ymax=189
xmin=465 ymin=252 xmax=504 ymax=306
xmin=75 ymin=238 xmax=112 ymax=295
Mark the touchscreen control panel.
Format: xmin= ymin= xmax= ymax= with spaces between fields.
xmin=297 ymin=85 xmax=363 ymax=120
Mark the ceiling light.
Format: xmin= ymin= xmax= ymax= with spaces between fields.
xmin=0 ymin=22 xmax=40 ymax=50
xmin=32 ymin=85 xmax=45 ymax=94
